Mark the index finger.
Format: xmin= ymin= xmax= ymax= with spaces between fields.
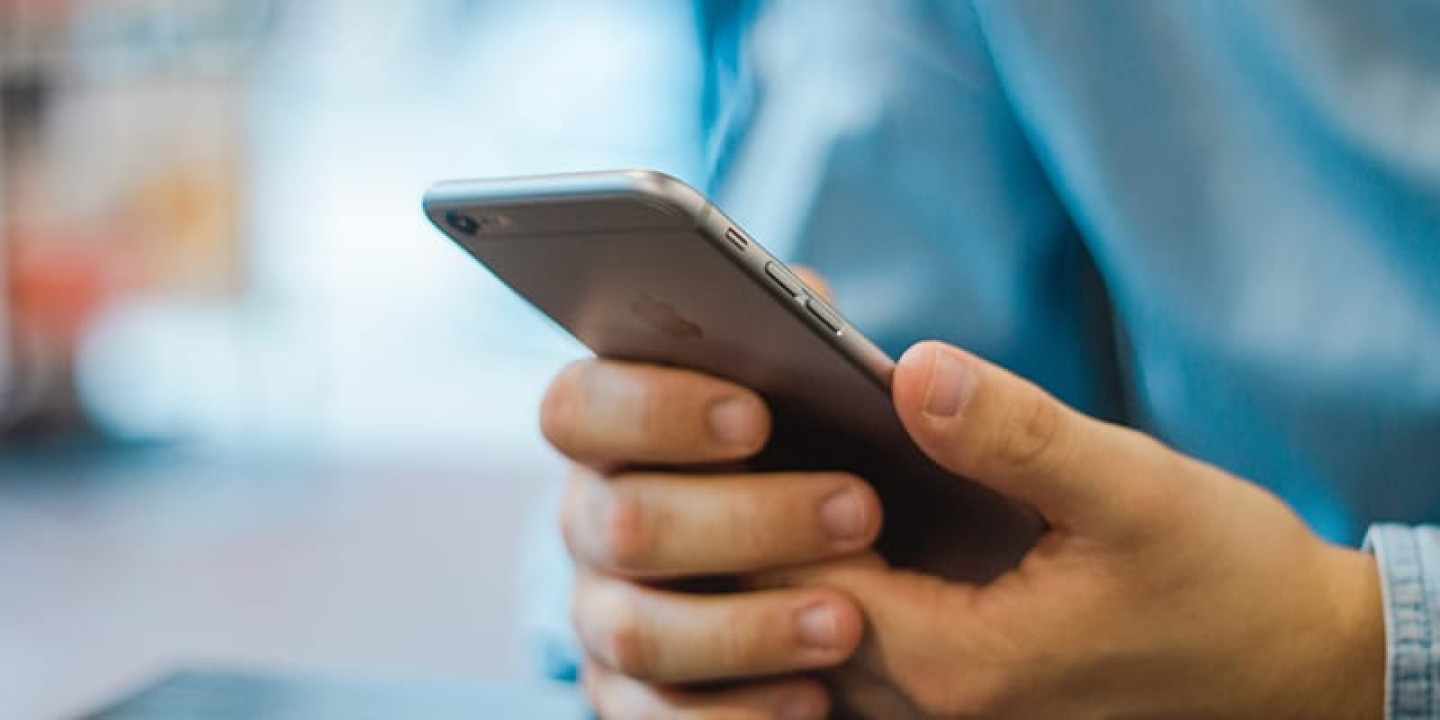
xmin=542 ymin=360 xmax=772 ymax=468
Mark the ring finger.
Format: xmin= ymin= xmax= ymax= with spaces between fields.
xmin=573 ymin=568 xmax=863 ymax=686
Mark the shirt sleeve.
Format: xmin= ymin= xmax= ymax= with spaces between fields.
xmin=520 ymin=482 xmax=583 ymax=684
xmin=1366 ymin=525 xmax=1440 ymax=719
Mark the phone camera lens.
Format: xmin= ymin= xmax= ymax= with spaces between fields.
xmin=446 ymin=211 xmax=480 ymax=237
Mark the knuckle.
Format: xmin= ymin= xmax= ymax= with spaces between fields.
xmin=635 ymin=378 xmax=696 ymax=452
xmin=993 ymin=392 xmax=1065 ymax=474
xmin=1121 ymin=431 xmax=1193 ymax=523
xmin=601 ymin=592 xmax=656 ymax=678
xmin=596 ymin=484 xmax=657 ymax=572
xmin=559 ymin=472 xmax=586 ymax=560
xmin=886 ymin=589 xmax=1020 ymax=718
xmin=714 ymin=628 xmax=753 ymax=675
xmin=714 ymin=606 xmax=771 ymax=671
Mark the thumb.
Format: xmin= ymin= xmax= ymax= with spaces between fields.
xmin=892 ymin=342 xmax=1169 ymax=531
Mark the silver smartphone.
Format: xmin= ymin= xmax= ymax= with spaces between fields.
xmin=424 ymin=170 xmax=1039 ymax=581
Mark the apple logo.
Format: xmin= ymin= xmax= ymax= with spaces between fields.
xmin=630 ymin=293 xmax=704 ymax=340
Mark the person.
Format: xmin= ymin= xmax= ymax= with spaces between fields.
xmin=541 ymin=2 xmax=1440 ymax=717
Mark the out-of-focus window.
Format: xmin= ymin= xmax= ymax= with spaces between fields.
xmin=1 ymin=0 xmax=703 ymax=465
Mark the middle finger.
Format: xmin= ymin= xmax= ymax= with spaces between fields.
xmin=563 ymin=467 xmax=883 ymax=579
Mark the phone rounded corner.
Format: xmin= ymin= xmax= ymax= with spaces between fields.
xmin=421 ymin=181 xmax=471 ymax=223
xmin=420 ymin=188 xmax=443 ymax=219
xmin=618 ymin=170 xmax=710 ymax=222
xmin=420 ymin=202 xmax=448 ymax=237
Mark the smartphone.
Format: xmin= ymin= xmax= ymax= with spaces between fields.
xmin=424 ymin=170 xmax=1039 ymax=581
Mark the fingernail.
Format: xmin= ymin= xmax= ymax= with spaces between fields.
xmin=922 ymin=347 xmax=975 ymax=418
xmin=778 ymin=693 xmax=825 ymax=720
xmin=796 ymin=603 xmax=840 ymax=649
xmin=820 ymin=487 xmax=869 ymax=543
xmin=709 ymin=397 xmax=759 ymax=448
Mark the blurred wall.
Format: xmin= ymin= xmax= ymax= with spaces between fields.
xmin=2 ymin=0 xmax=704 ymax=465
xmin=0 ymin=2 xmax=705 ymax=716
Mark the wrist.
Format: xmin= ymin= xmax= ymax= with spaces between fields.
xmin=1313 ymin=547 xmax=1386 ymax=720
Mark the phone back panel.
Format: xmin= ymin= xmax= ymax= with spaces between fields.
xmin=425 ymin=171 xmax=1039 ymax=581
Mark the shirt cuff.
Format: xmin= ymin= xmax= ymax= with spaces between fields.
xmin=1366 ymin=524 xmax=1440 ymax=719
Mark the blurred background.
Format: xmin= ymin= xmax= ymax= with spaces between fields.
xmin=0 ymin=0 xmax=702 ymax=716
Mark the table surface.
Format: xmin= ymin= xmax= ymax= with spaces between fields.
xmin=81 ymin=667 xmax=588 ymax=719
xmin=0 ymin=442 xmax=569 ymax=719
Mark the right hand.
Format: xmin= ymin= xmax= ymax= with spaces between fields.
xmin=543 ymin=358 xmax=885 ymax=719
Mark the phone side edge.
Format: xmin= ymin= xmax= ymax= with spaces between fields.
xmin=423 ymin=169 xmax=707 ymax=217
xmin=691 ymin=201 xmax=899 ymax=394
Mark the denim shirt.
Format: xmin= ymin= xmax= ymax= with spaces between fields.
xmin=513 ymin=2 xmax=1440 ymax=714
xmin=696 ymin=1 xmax=1440 ymax=716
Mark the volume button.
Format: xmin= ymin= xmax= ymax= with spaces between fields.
xmin=806 ymin=298 xmax=844 ymax=335
xmin=765 ymin=262 xmax=806 ymax=298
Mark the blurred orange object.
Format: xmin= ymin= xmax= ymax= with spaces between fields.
xmin=1 ymin=2 xmax=247 ymax=433
xmin=9 ymin=229 xmax=116 ymax=346
xmin=0 ymin=0 xmax=74 ymax=21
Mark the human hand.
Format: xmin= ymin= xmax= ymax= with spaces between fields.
xmin=544 ymin=257 xmax=1385 ymax=718
xmin=754 ymin=341 xmax=1386 ymax=719
xmin=543 ymin=355 xmax=882 ymax=719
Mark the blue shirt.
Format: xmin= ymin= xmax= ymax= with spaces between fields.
xmin=697 ymin=1 xmax=1440 ymax=716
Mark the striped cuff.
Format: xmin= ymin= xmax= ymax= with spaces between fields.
xmin=1367 ymin=524 xmax=1440 ymax=719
